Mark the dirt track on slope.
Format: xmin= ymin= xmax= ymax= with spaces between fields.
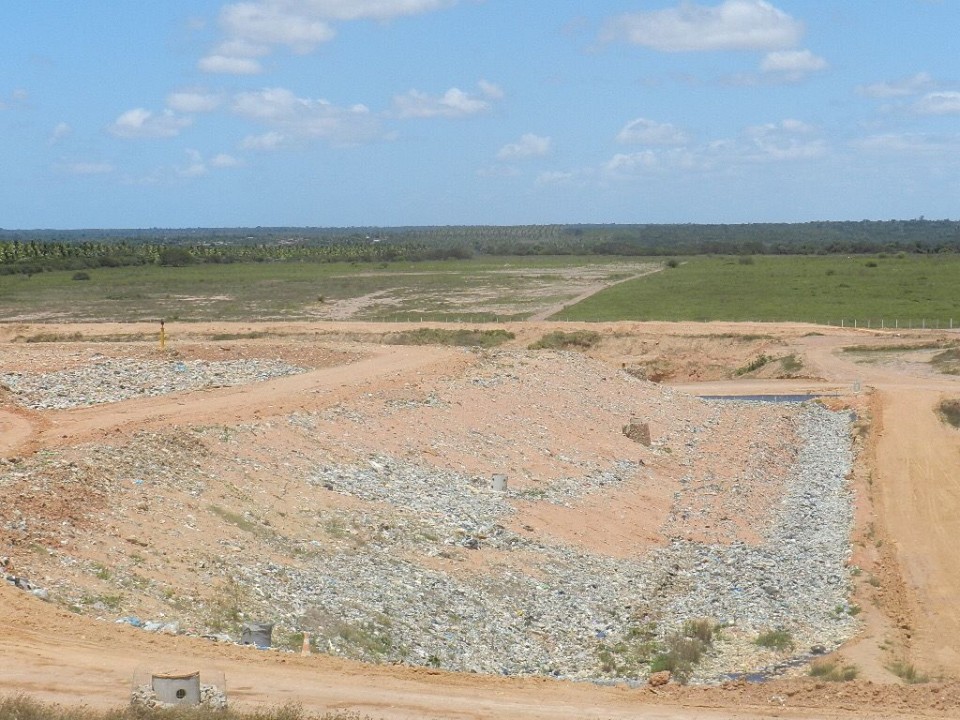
xmin=3 ymin=320 xmax=960 ymax=718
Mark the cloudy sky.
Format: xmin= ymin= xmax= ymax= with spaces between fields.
xmin=3 ymin=1 xmax=958 ymax=229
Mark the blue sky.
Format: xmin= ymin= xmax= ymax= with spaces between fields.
xmin=2 ymin=1 xmax=958 ymax=229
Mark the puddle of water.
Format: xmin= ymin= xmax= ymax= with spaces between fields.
xmin=700 ymin=394 xmax=834 ymax=403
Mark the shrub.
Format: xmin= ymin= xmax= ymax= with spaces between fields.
xmin=809 ymin=657 xmax=858 ymax=681
xmin=71 ymin=271 xmax=90 ymax=281
xmin=779 ymin=354 xmax=803 ymax=374
xmin=754 ymin=629 xmax=794 ymax=651
xmin=665 ymin=258 xmax=680 ymax=268
xmin=157 ymin=247 xmax=194 ymax=266
xmin=528 ymin=330 xmax=601 ymax=350
xmin=734 ymin=353 xmax=772 ymax=376
xmin=649 ymin=619 xmax=717 ymax=683
xmin=682 ymin=618 xmax=715 ymax=645
xmin=937 ymin=398 xmax=960 ymax=428
xmin=596 ymin=623 xmax=658 ymax=676
xmin=887 ymin=660 xmax=930 ymax=684
xmin=931 ymin=350 xmax=960 ymax=376
xmin=385 ymin=328 xmax=513 ymax=348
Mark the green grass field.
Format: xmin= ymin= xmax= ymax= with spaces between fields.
xmin=556 ymin=254 xmax=960 ymax=326
xmin=0 ymin=256 xmax=645 ymax=323
xmin=4 ymin=253 xmax=960 ymax=326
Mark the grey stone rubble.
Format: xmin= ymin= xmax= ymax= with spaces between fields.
xmin=130 ymin=684 xmax=226 ymax=710
xmin=1 ymin=347 xmax=859 ymax=684
xmin=0 ymin=357 xmax=305 ymax=409
xmin=219 ymin=403 xmax=855 ymax=682
xmin=665 ymin=403 xmax=856 ymax=681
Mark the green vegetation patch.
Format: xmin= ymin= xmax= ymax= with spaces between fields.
xmin=384 ymin=328 xmax=514 ymax=347
xmin=809 ymin=657 xmax=859 ymax=681
xmin=596 ymin=623 xmax=659 ymax=676
xmin=754 ymin=629 xmax=794 ymax=651
xmin=937 ymin=399 xmax=960 ymax=428
xmin=528 ymin=329 xmax=602 ymax=350
xmin=557 ymin=255 xmax=960 ymax=324
xmin=931 ymin=348 xmax=960 ymax=375
xmin=842 ymin=341 xmax=953 ymax=353
xmin=648 ymin=619 xmax=718 ymax=683
xmin=734 ymin=353 xmax=773 ymax=376
xmin=887 ymin=660 xmax=930 ymax=684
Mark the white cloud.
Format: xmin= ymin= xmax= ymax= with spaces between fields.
xmin=199 ymin=54 xmax=263 ymax=74
xmin=616 ymin=118 xmax=690 ymax=145
xmin=211 ymin=152 xmax=242 ymax=167
xmin=393 ymin=81 xmax=501 ymax=119
xmin=760 ymin=49 xmax=827 ymax=79
xmin=857 ymin=72 xmax=934 ymax=98
xmin=605 ymin=151 xmax=659 ymax=173
xmin=598 ymin=118 xmax=823 ymax=181
xmin=741 ymin=119 xmax=825 ymax=160
xmin=167 ymin=90 xmax=222 ymax=113
xmin=603 ymin=0 xmax=803 ymax=52
xmin=478 ymin=79 xmax=504 ymax=100
xmin=856 ymin=132 xmax=960 ymax=155
xmin=108 ymin=108 xmax=192 ymax=139
xmin=915 ymin=91 xmax=960 ymax=115
xmin=0 ymin=88 xmax=29 ymax=110
xmin=202 ymin=1 xmax=455 ymax=74
xmin=233 ymin=87 xmax=383 ymax=145
xmin=59 ymin=161 xmax=115 ymax=176
xmin=221 ymin=3 xmax=335 ymax=52
xmin=290 ymin=0 xmax=456 ymax=21
xmin=48 ymin=122 xmax=72 ymax=145
xmin=179 ymin=149 xmax=208 ymax=177
xmin=497 ymin=133 xmax=551 ymax=160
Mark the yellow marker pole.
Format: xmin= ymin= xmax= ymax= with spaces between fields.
xmin=159 ymin=319 xmax=166 ymax=352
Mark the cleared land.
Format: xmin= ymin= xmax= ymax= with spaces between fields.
xmin=0 ymin=257 xmax=657 ymax=323
xmin=4 ymin=259 xmax=960 ymax=718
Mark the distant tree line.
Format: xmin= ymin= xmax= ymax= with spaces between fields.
xmin=1 ymin=219 xmax=959 ymax=275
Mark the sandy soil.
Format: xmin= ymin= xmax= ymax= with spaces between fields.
xmin=3 ymin=319 xmax=960 ymax=718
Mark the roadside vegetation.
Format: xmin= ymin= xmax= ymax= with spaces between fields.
xmin=384 ymin=328 xmax=513 ymax=348
xmin=528 ymin=330 xmax=601 ymax=350
xmin=0 ymin=696 xmax=373 ymax=720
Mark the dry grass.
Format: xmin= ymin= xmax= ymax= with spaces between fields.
xmin=0 ymin=696 xmax=376 ymax=720
xmin=808 ymin=657 xmax=858 ymax=682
